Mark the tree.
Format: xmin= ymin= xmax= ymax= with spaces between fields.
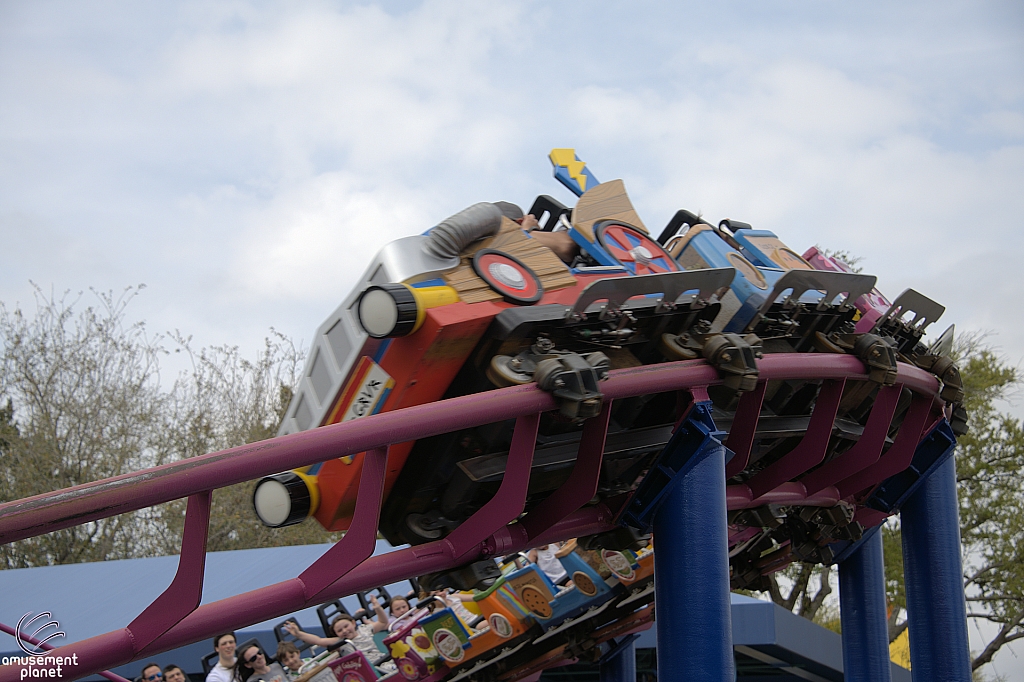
xmin=0 ymin=286 xmax=172 ymax=568
xmin=766 ymin=562 xmax=840 ymax=632
xmin=882 ymin=520 xmax=906 ymax=641
xmin=0 ymin=397 xmax=22 ymax=494
xmin=954 ymin=342 xmax=1024 ymax=672
xmin=0 ymin=286 xmax=337 ymax=570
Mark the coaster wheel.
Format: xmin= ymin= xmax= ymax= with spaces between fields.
xmin=595 ymin=221 xmax=680 ymax=275
xmin=486 ymin=355 xmax=535 ymax=387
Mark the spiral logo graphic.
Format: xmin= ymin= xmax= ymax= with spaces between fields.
xmin=15 ymin=611 xmax=65 ymax=655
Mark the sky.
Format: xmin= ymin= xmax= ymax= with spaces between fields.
xmin=1 ymin=0 xmax=1022 ymax=676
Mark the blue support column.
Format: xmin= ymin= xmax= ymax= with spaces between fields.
xmin=653 ymin=438 xmax=734 ymax=681
xmin=901 ymin=456 xmax=971 ymax=681
xmin=839 ymin=527 xmax=892 ymax=682
xmin=599 ymin=637 xmax=636 ymax=682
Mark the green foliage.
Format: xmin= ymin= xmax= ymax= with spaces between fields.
xmin=819 ymin=614 xmax=842 ymax=635
xmin=0 ymin=286 xmax=336 ymax=570
xmin=0 ymin=398 xmax=17 ymax=459
xmin=814 ymin=246 xmax=865 ymax=273
xmin=881 ymin=521 xmax=907 ymax=641
xmin=951 ymin=340 xmax=1024 ymax=671
xmin=0 ymin=286 xmax=171 ymax=568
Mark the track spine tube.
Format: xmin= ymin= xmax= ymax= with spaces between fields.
xmin=839 ymin=526 xmax=892 ymax=682
xmin=653 ymin=431 xmax=734 ymax=681
xmin=901 ymin=455 xmax=971 ymax=681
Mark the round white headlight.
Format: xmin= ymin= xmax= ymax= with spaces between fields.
xmin=253 ymin=472 xmax=314 ymax=528
xmin=356 ymin=284 xmax=420 ymax=338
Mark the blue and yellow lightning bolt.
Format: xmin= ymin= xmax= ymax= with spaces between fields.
xmin=549 ymin=148 xmax=600 ymax=197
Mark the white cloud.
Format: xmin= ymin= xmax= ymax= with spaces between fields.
xmin=230 ymin=171 xmax=430 ymax=301
xmin=148 ymin=0 xmax=530 ymax=182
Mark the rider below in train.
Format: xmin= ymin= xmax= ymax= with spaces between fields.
xmin=140 ymin=662 xmax=163 ymax=682
xmin=389 ymin=595 xmax=439 ymax=632
xmin=429 ymin=588 xmax=489 ymax=631
xmin=528 ymin=539 xmax=578 ymax=587
xmin=233 ymin=643 xmax=287 ymax=682
xmin=206 ymin=632 xmax=237 ymax=682
xmin=274 ymin=642 xmax=306 ymax=681
xmin=387 ymin=595 xmax=412 ymax=628
xmin=283 ymin=606 xmax=395 ymax=672
xmin=163 ymin=665 xmax=187 ymax=682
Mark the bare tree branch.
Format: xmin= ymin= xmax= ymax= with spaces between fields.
xmin=972 ymin=606 xmax=1024 ymax=671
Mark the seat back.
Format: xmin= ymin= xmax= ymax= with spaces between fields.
xmin=317 ymin=599 xmax=352 ymax=636
xmin=356 ymin=586 xmax=393 ymax=612
xmin=200 ymin=650 xmax=219 ymax=675
xmin=273 ymin=617 xmax=317 ymax=658
xmin=234 ymin=636 xmax=264 ymax=662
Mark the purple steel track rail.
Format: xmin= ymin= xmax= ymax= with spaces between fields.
xmin=0 ymin=355 xmax=943 ymax=681
xmin=0 ymin=622 xmax=130 ymax=682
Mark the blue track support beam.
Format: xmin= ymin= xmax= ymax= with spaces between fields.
xmin=901 ymin=455 xmax=971 ymax=681
xmin=600 ymin=637 xmax=637 ymax=682
xmin=839 ymin=527 xmax=892 ymax=682
xmin=653 ymin=438 xmax=734 ymax=681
